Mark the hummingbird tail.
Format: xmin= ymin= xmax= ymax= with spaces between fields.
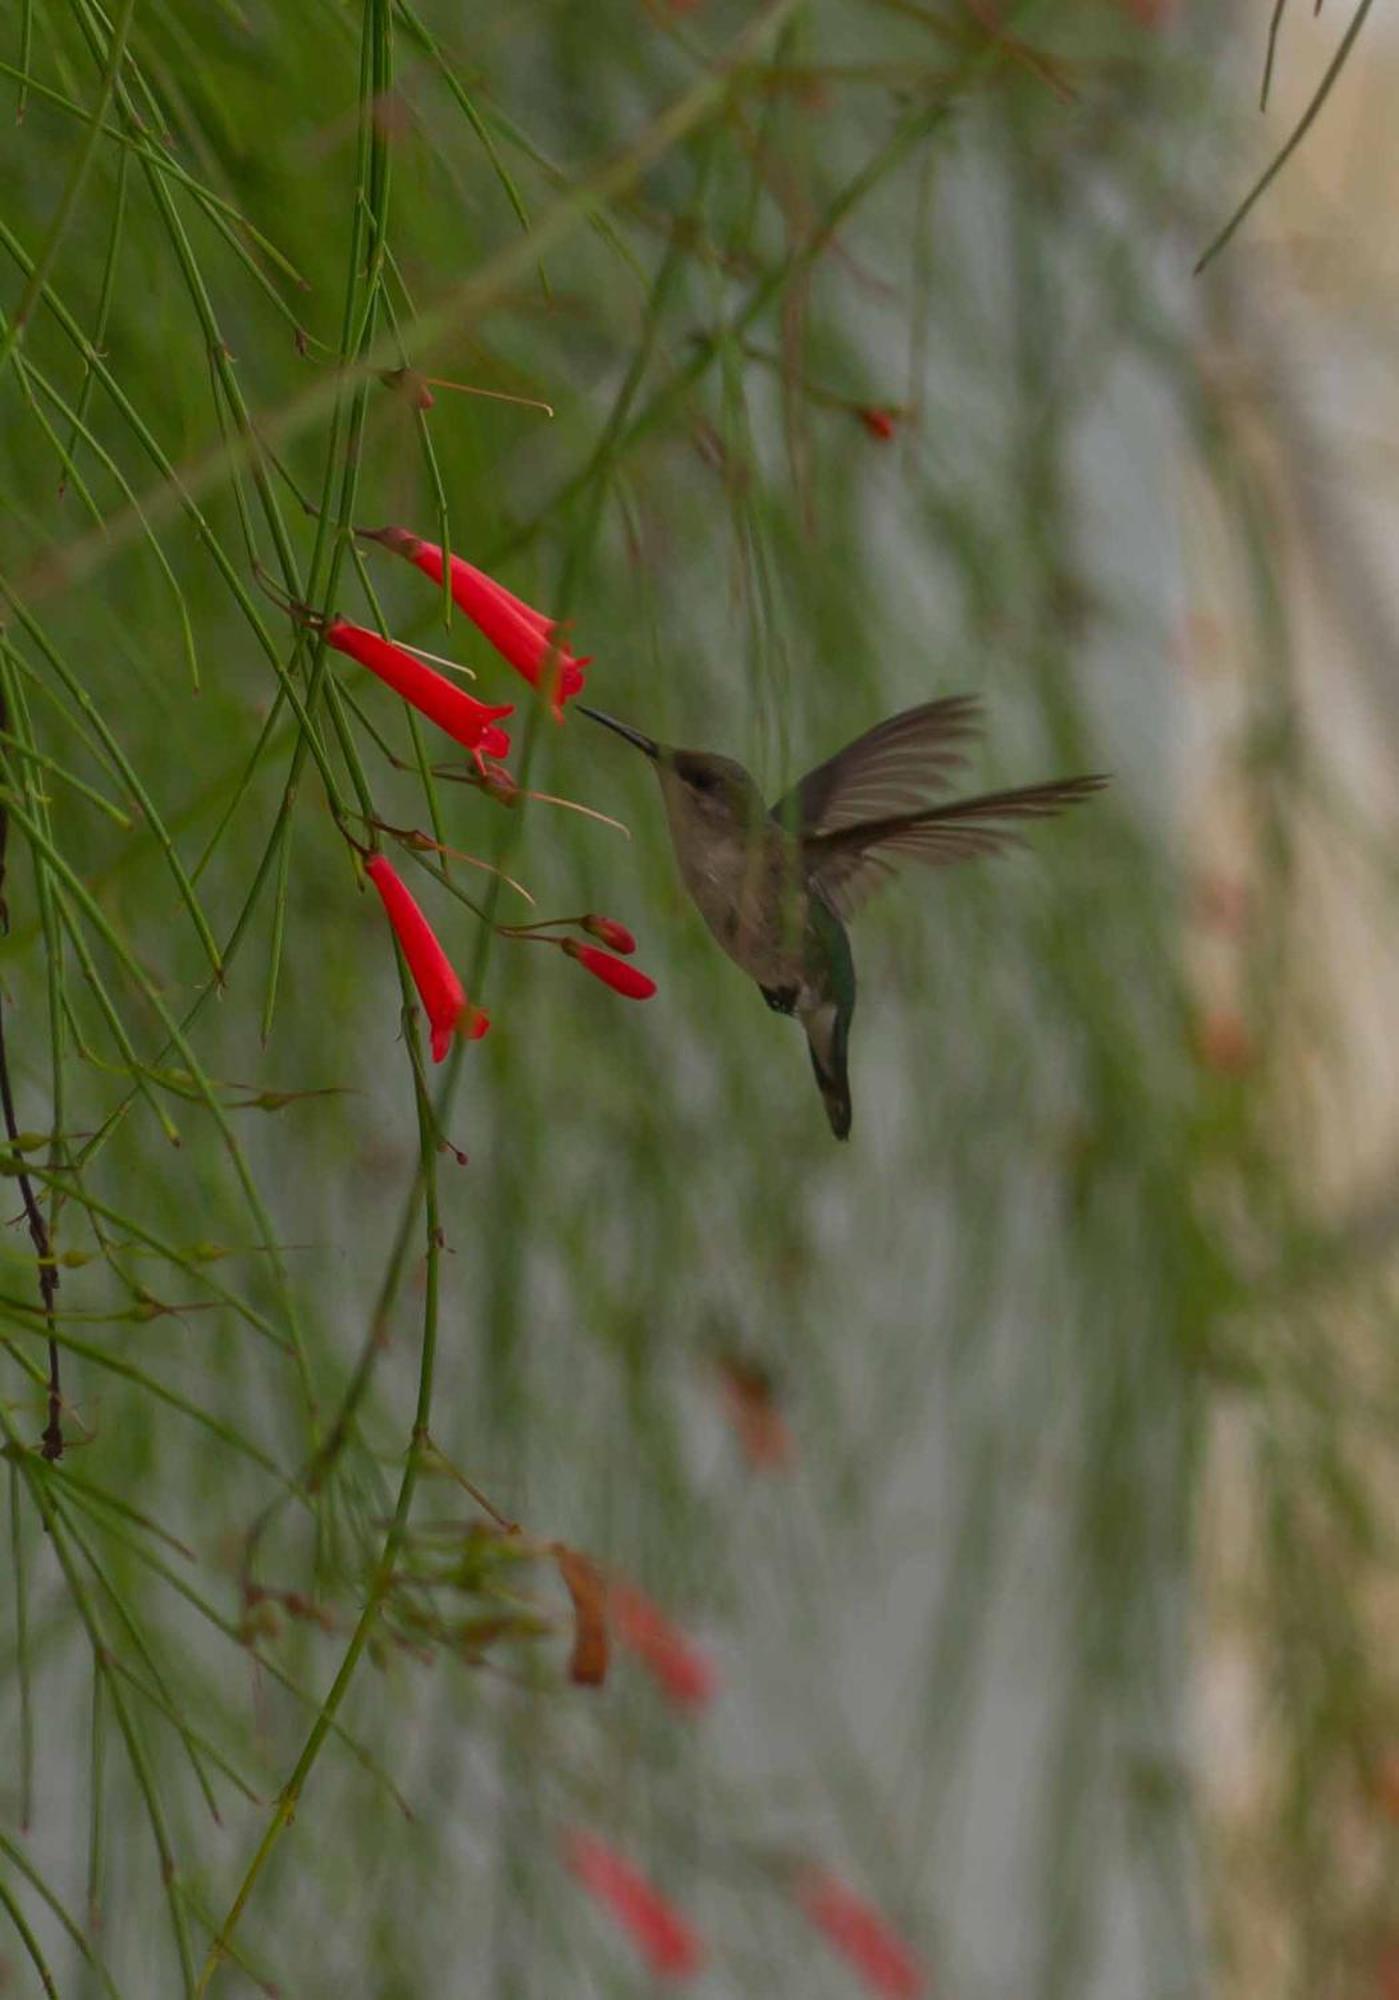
xmin=802 ymin=999 xmax=852 ymax=1141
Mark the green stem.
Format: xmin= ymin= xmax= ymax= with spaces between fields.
xmin=0 ymin=0 xmax=138 ymax=378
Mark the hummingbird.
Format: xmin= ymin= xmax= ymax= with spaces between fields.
xmin=579 ymin=698 xmax=1106 ymax=1139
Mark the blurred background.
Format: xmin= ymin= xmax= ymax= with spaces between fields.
xmin=2 ymin=2 xmax=1398 ymax=1995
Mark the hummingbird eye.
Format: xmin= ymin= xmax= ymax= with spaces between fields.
xmin=675 ymin=755 xmax=718 ymax=794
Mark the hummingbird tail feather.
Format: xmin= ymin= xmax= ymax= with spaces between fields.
xmin=803 ymin=1000 xmax=852 ymax=1141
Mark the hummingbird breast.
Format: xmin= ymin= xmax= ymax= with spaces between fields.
xmin=672 ymin=822 xmax=814 ymax=990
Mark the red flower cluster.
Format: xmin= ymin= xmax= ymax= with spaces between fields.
xmin=363 ymin=525 xmax=588 ymax=717
xmin=562 ymin=1830 xmax=705 ymax=1982
xmin=313 ymin=530 xmax=655 ymax=1055
xmin=365 ymin=855 xmax=487 ymax=1062
xmin=610 ymin=1581 xmax=717 ymax=1710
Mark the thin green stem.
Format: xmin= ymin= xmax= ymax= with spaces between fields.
xmin=0 ymin=0 xmax=138 ymax=377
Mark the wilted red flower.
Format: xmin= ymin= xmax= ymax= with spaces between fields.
xmin=325 ymin=618 xmax=513 ymax=765
xmin=795 ymin=1868 xmax=924 ymax=2000
xmin=563 ymin=1830 xmax=705 ymax=1982
xmin=561 ymin=939 xmax=657 ymax=1001
xmin=476 ymin=762 xmax=521 ymax=807
xmin=553 ymin=1545 xmax=609 ymax=1688
xmin=581 ymin=913 xmax=637 ymax=955
xmin=856 ymin=406 xmax=899 ymax=442
xmin=365 ymin=854 xmax=487 ymax=1060
xmin=609 ymin=1581 xmax=716 ymax=1710
xmin=363 ymin=526 xmax=588 ymax=716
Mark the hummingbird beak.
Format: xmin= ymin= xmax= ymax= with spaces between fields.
xmin=577 ymin=705 xmax=659 ymax=760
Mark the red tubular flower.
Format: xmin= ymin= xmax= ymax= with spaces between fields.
xmin=562 ymin=1830 xmax=705 ymax=1982
xmin=795 ymin=1868 xmax=924 ymax=2000
xmin=365 ymin=854 xmax=486 ymax=1061
xmin=325 ymin=618 xmax=513 ymax=764
xmin=561 ymin=939 xmax=657 ymax=1001
xmin=581 ymin=914 xmax=637 ymax=955
xmin=609 ymin=1582 xmax=717 ymax=1710
xmin=363 ymin=526 xmax=588 ymax=716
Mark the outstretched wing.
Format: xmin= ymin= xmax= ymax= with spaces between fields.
xmin=772 ymin=696 xmax=983 ymax=837
xmin=806 ymin=773 xmax=1108 ymax=922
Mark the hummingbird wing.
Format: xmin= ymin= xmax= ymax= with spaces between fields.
xmin=804 ymin=773 xmax=1108 ymax=922
xmin=771 ymin=696 xmax=983 ymax=837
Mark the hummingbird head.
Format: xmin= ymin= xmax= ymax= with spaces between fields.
xmin=658 ymin=749 xmax=766 ymax=838
xmin=578 ymin=708 xmax=765 ymax=840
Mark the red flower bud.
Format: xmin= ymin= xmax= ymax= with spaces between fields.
xmin=560 ymin=938 xmax=656 ymax=1001
xmin=365 ymin=854 xmax=485 ymax=1061
xmin=325 ymin=619 xmax=513 ymax=763
xmin=581 ymin=914 xmax=636 ymax=955
xmin=856 ymin=406 xmax=899 ymax=442
xmin=363 ymin=526 xmax=587 ymax=717
xmin=562 ymin=1830 xmax=705 ymax=1982
xmin=795 ymin=1868 xmax=924 ymax=1999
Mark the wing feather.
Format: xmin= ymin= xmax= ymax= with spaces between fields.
xmin=773 ymin=696 xmax=983 ymax=836
xmin=807 ymin=773 xmax=1107 ymax=921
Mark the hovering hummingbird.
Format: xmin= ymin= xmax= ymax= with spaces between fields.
xmin=579 ymin=698 xmax=1106 ymax=1139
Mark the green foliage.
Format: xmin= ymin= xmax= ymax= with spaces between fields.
xmin=0 ymin=4 xmax=1392 ymax=1996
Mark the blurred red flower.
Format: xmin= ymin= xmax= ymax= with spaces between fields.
xmin=1189 ymin=873 xmax=1250 ymax=937
xmin=795 ymin=1867 xmax=925 ymax=1999
xmin=563 ymin=1830 xmax=705 ymax=1982
xmin=857 ymin=406 xmax=899 ymax=442
xmin=1192 ymin=1007 xmax=1253 ymax=1077
xmin=716 ymin=1354 xmax=793 ymax=1471
xmin=610 ymin=1581 xmax=716 ymax=1709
